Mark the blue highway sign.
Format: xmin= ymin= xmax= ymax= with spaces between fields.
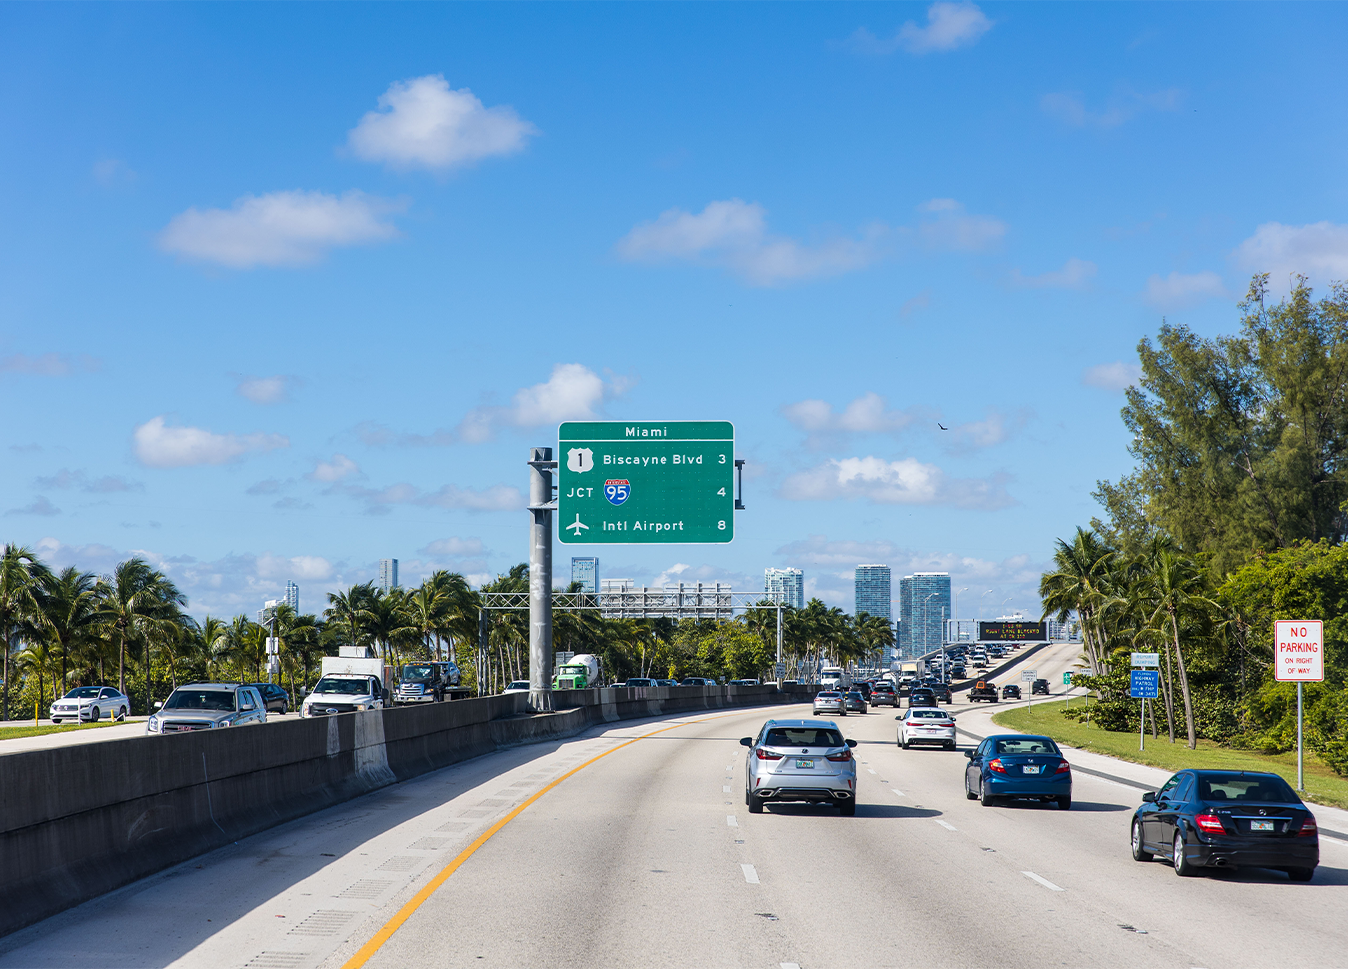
xmin=1130 ymin=669 xmax=1160 ymax=699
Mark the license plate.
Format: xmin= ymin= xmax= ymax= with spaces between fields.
xmin=796 ymin=759 xmax=814 ymax=769
xmin=1251 ymin=820 xmax=1274 ymax=832
xmin=1022 ymin=765 xmax=1042 ymax=774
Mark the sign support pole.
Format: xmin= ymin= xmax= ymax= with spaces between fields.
xmin=1140 ymin=697 xmax=1145 ymax=752
xmin=776 ymin=603 xmax=783 ymax=678
xmin=1297 ymin=681 xmax=1304 ymax=792
xmin=528 ymin=447 xmax=556 ymax=712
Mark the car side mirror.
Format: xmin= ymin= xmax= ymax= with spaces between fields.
xmin=1141 ymin=791 xmax=1157 ymax=803
xmin=894 ymin=715 xmax=902 ymax=721
xmin=739 ymin=737 xmax=753 ymax=747
xmin=845 ymin=739 xmax=858 ymax=748
xmin=964 ymin=750 xmax=975 ymax=759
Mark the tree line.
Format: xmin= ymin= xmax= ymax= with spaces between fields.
xmin=0 ymin=547 xmax=895 ymax=720
xmin=1044 ymin=275 xmax=1348 ymax=774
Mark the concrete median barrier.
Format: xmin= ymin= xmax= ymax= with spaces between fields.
xmin=0 ymin=682 xmax=815 ymax=937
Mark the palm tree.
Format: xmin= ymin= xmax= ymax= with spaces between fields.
xmin=95 ymin=558 xmax=187 ymax=714
xmin=1 ymin=544 xmax=49 ymax=721
xmin=15 ymin=639 xmax=58 ymax=718
xmin=326 ymin=583 xmax=376 ymax=654
xmin=34 ymin=566 xmax=100 ymax=697
xmin=1138 ymin=545 xmax=1219 ymax=749
xmin=1040 ymin=528 xmax=1118 ymax=674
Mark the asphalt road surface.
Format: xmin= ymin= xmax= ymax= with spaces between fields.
xmin=4 ymin=640 xmax=1345 ymax=969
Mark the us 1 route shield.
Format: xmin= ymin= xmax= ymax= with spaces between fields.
xmin=557 ymin=421 xmax=735 ymax=545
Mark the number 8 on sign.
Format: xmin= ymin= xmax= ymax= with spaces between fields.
xmin=604 ymin=479 xmax=630 ymax=505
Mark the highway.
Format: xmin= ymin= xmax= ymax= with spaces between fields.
xmin=3 ymin=640 xmax=1346 ymax=968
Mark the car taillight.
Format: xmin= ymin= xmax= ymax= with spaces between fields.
xmin=988 ymin=758 xmax=1007 ymax=773
xmin=826 ymin=750 xmax=853 ymax=762
xmin=755 ymin=749 xmax=783 ymax=760
xmin=1299 ymin=815 xmax=1318 ymax=837
xmin=1195 ymin=813 xmax=1226 ymax=834
xmin=1054 ymin=761 xmax=1071 ymax=774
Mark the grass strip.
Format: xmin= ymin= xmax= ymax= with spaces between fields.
xmin=992 ymin=699 xmax=1348 ymax=811
xmin=0 ymin=721 xmax=123 ymax=741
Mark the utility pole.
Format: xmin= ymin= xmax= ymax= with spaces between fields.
xmin=528 ymin=447 xmax=557 ymax=712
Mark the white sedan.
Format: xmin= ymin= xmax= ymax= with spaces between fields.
xmin=50 ymin=686 xmax=130 ymax=723
xmin=897 ymin=707 xmax=957 ymax=749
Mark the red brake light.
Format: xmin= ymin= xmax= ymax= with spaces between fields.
xmin=988 ymin=758 xmax=1007 ymax=774
xmin=826 ymin=749 xmax=853 ymax=762
xmin=755 ymin=748 xmax=783 ymax=760
xmin=1299 ymin=816 xmax=1318 ymax=837
xmin=1054 ymin=761 xmax=1071 ymax=774
xmin=1195 ymin=813 xmax=1226 ymax=834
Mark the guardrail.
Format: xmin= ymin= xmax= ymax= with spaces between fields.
xmin=0 ymin=682 xmax=817 ymax=938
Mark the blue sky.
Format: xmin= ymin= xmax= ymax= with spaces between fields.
xmin=2 ymin=3 xmax=1346 ymax=621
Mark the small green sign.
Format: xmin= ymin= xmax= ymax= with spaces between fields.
xmin=557 ymin=421 xmax=735 ymax=545
xmin=1063 ymin=672 xmax=1073 ymax=685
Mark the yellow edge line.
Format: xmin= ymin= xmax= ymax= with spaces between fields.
xmin=341 ymin=709 xmax=744 ymax=969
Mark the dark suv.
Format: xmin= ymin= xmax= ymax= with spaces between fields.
xmin=247 ymin=682 xmax=291 ymax=715
xmin=1032 ymin=678 xmax=1050 ymax=696
xmin=908 ymin=687 xmax=938 ymax=708
xmin=871 ymin=683 xmax=899 ymax=707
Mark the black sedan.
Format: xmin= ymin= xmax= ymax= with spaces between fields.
xmin=908 ymin=687 xmax=938 ymax=708
xmin=247 ymin=682 xmax=291 ymax=715
xmin=1002 ymin=684 xmax=1022 ymax=700
xmin=1131 ymin=770 xmax=1318 ymax=880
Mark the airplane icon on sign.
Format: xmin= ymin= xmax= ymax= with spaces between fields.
xmin=565 ymin=514 xmax=589 ymax=536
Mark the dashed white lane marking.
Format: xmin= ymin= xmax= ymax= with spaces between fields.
xmin=891 ymin=788 xmax=905 ymax=797
xmin=867 ymin=768 xmax=877 ymax=774
xmin=935 ymin=819 xmax=957 ymax=831
xmin=726 ymin=764 xmax=735 ymax=771
xmin=723 ymin=785 xmax=732 ymax=792
xmin=781 ymin=964 xmax=801 ymax=969
xmin=742 ymin=864 xmax=760 ymax=884
xmin=1022 ymin=870 xmax=1064 ymax=891
xmin=727 ymin=815 xmax=738 ymax=827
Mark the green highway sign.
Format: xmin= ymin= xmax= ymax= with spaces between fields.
xmin=557 ymin=421 xmax=735 ymax=544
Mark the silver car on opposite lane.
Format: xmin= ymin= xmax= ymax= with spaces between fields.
xmin=741 ymin=719 xmax=859 ymax=815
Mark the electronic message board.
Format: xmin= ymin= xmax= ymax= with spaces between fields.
xmin=978 ymin=620 xmax=1047 ymax=642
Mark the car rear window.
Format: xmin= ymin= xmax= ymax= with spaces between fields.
xmin=816 ymin=691 xmax=841 ymax=698
xmin=993 ymin=737 xmax=1059 ymax=755
xmin=909 ymin=709 xmax=949 ymax=719
xmin=1198 ymin=774 xmax=1300 ymax=804
xmin=766 ymin=728 xmax=844 ymax=748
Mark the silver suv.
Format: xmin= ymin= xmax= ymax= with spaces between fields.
xmin=146 ymin=684 xmax=267 ymax=733
xmin=741 ymin=719 xmax=859 ymax=816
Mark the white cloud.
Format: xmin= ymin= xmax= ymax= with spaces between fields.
xmin=1234 ymin=221 xmax=1348 ymax=288
xmin=616 ymin=198 xmax=882 ymax=286
xmin=93 ymin=158 xmax=135 ymax=187
xmin=1143 ymin=271 xmax=1228 ymax=310
xmin=1082 ymin=361 xmax=1142 ymax=392
xmin=947 ymin=410 xmax=1018 ymax=449
xmin=916 ymin=198 xmax=1005 ymax=251
xmin=159 ymin=190 xmax=403 ymax=268
xmin=847 ymin=2 xmax=993 ymax=55
xmin=457 ymin=364 xmax=628 ymax=443
xmin=778 ymin=456 xmax=1012 ymax=509
xmin=1041 ymin=88 xmax=1182 ymax=129
xmin=309 ymin=454 xmax=360 ymax=483
xmin=257 ymin=554 xmax=333 ymax=582
xmin=900 ymin=290 xmax=932 ymax=318
xmin=782 ymin=393 xmax=922 ymax=449
xmin=1009 ymin=257 xmax=1097 ymax=289
xmin=5 ymin=496 xmax=60 ymax=516
xmin=34 ymin=469 xmax=142 ymax=493
xmin=236 ymin=374 xmax=302 ymax=404
xmin=419 ymin=537 xmax=487 ymax=558
xmin=0 ymin=352 xmax=100 ymax=376
xmin=348 ymin=74 xmax=537 ymax=172
xmin=340 ymin=481 xmax=525 ymax=514
xmin=133 ymin=416 xmax=289 ymax=468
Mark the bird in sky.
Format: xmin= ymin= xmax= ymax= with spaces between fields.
xmin=937 ymin=423 xmax=948 ymax=431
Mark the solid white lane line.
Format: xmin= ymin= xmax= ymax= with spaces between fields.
xmin=727 ymin=815 xmax=738 ymax=827
xmin=935 ymin=819 xmax=957 ymax=831
xmin=1022 ymin=870 xmax=1064 ymax=891
xmin=891 ymin=788 xmax=905 ymax=797
xmin=742 ymin=864 xmax=760 ymax=884
xmin=723 ymin=785 xmax=731 ymax=792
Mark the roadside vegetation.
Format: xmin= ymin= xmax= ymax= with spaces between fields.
xmin=0 ymin=720 xmax=122 ymax=741
xmin=1041 ymin=274 xmax=1348 ymax=779
xmin=1 ymin=546 xmax=892 ymax=719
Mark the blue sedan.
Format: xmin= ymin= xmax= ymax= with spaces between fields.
xmin=964 ymin=734 xmax=1072 ymax=809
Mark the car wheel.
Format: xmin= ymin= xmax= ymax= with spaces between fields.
xmin=1286 ymin=867 xmax=1315 ymax=882
xmin=90 ymin=707 xmax=100 ymax=722
xmin=980 ymin=779 xmax=996 ymax=807
xmin=51 ymin=717 xmax=60 ymax=724
xmin=900 ymin=734 xmax=910 ymax=749
xmin=965 ymin=775 xmax=978 ymax=800
xmin=1172 ymin=831 xmax=1197 ymax=876
xmin=117 ymin=707 xmax=127 ymax=721
xmin=944 ymin=741 xmax=956 ymax=750
xmin=748 ymin=790 xmax=764 ymax=814
xmin=839 ymin=798 xmax=856 ymax=817
xmin=280 ymin=702 xmax=288 ymax=716
xmin=1057 ymin=795 xmax=1072 ymax=810
xmin=1131 ymin=820 xmax=1153 ymax=861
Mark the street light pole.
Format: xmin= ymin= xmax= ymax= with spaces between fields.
xmin=954 ymin=587 xmax=967 ymax=643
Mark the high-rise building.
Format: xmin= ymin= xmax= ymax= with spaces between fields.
xmin=571 ymin=556 xmax=598 ymax=593
xmin=764 ymin=567 xmax=805 ymax=609
xmin=284 ymin=581 xmax=299 ymax=614
xmin=897 ymin=572 xmax=951 ymax=658
xmin=379 ymin=558 xmax=399 ymax=592
xmin=854 ymin=565 xmax=892 ymax=620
